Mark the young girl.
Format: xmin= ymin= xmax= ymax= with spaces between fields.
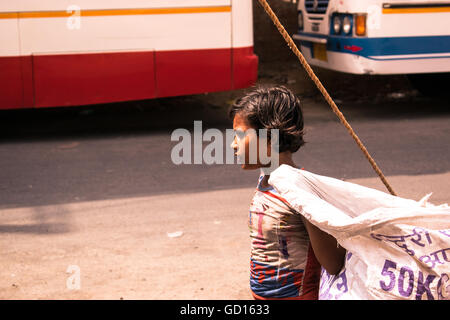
xmin=229 ymin=85 xmax=346 ymax=300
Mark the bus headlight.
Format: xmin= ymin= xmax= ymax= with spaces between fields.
xmin=298 ymin=11 xmax=304 ymax=30
xmin=342 ymin=15 xmax=352 ymax=35
xmin=333 ymin=15 xmax=342 ymax=34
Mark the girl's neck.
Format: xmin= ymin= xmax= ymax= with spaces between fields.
xmin=259 ymin=152 xmax=297 ymax=188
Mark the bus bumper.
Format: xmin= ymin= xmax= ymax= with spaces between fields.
xmin=293 ymin=32 xmax=450 ymax=75
xmin=294 ymin=34 xmax=371 ymax=74
xmin=232 ymin=46 xmax=259 ymax=90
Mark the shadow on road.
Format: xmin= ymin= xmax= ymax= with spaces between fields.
xmin=0 ymin=204 xmax=73 ymax=234
xmin=0 ymin=95 xmax=232 ymax=143
xmin=0 ymin=83 xmax=448 ymax=142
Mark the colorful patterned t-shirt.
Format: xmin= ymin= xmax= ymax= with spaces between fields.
xmin=249 ymin=174 xmax=321 ymax=299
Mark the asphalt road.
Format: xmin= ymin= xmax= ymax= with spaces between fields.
xmin=0 ymin=87 xmax=449 ymax=209
xmin=0 ymin=76 xmax=449 ymax=300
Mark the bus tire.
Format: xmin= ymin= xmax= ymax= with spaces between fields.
xmin=407 ymin=73 xmax=450 ymax=97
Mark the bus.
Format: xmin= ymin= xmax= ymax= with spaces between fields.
xmin=0 ymin=0 xmax=258 ymax=110
xmin=293 ymin=0 xmax=450 ymax=93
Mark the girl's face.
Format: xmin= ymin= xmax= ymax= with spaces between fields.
xmin=231 ymin=113 xmax=271 ymax=170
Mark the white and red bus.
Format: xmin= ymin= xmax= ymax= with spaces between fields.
xmin=0 ymin=0 xmax=258 ymax=110
xmin=293 ymin=0 xmax=450 ymax=92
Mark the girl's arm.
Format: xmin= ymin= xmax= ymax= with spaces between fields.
xmin=301 ymin=217 xmax=346 ymax=275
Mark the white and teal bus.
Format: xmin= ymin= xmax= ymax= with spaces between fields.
xmin=293 ymin=0 xmax=450 ymax=94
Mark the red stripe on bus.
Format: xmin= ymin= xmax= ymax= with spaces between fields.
xmin=0 ymin=56 xmax=23 ymax=109
xmin=233 ymin=46 xmax=258 ymax=90
xmin=155 ymin=48 xmax=231 ymax=98
xmin=33 ymin=51 xmax=157 ymax=108
xmin=0 ymin=47 xmax=258 ymax=109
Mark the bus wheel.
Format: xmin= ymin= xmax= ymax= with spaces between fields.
xmin=407 ymin=73 xmax=450 ymax=97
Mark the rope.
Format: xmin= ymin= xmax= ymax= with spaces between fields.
xmin=257 ymin=0 xmax=397 ymax=196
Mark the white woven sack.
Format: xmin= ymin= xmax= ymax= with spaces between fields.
xmin=269 ymin=165 xmax=450 ymax=300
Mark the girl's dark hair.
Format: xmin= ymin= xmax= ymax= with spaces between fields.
xmin=229 ymin=85 xmax=305 ymax=153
